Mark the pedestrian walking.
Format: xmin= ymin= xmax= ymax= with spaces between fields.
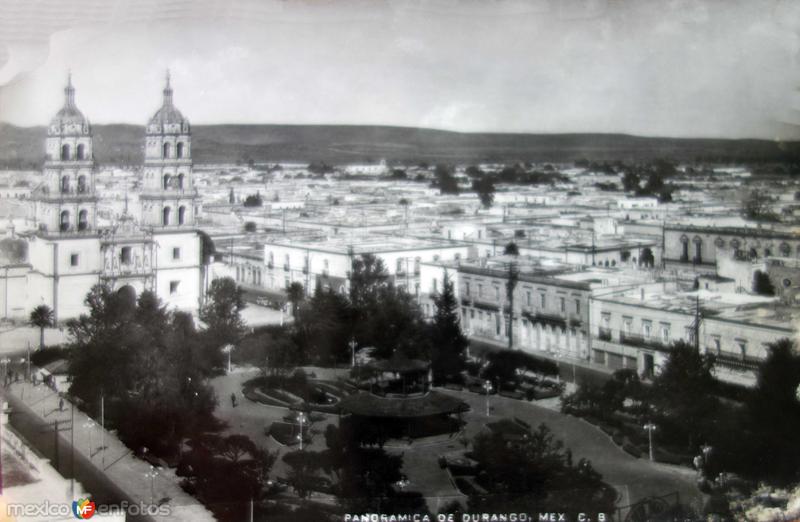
xmin=231 ymin=392 xmax=237 ymax=407
xmin=59 ymin=397 xmax=64 ymax=412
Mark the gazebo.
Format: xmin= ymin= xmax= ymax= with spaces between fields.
xmin=339 ymin=353 xmax=469 ymax=440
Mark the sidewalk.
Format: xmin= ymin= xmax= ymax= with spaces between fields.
xmin=4 ymin=381 xmax=215 ymax=522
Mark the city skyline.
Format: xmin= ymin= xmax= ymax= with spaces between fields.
xmin=1 ymin=0 xmax=800 ymax=140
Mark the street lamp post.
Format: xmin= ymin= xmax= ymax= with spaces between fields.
xmin=145 ymin=466 xmax=159 ymax=505
xmin=297 ymin=412 xmax=307 ymax=451
xmin=83 ymin=420 xmax=95 ymax=457
xmin=222 ymin=345 xmax=234 ymax=374
xmin=643 ymin=422 xmax=657 ymax=462
xmin=349 ymin=338 xmax=357 ymax=368
xmin=483 ymin=380 xmax=492 ymax=417
xmin=700 ymin=443 xmax=713 ymax=477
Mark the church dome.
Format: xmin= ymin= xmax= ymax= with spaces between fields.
xmin=50 ymin=75 xmax=90 ymax=131
xmin=147 ymin=72 xmax=189 ymax=132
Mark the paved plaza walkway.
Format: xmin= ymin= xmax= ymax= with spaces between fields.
xmin=210 ymin=366 xmax=703 ymax=515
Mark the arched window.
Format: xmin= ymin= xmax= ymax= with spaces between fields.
xmin=59 ymin=210 xmax=70 ymax=232
xmin=177 ymin=173 xmax=184 ymax=190
xmin=60 ymin=144 xmax=70 ymax=160
xmin=178 ymin=205 xmax=186 ymax=225
xmin=61 ymin=176 xmax=70 ymax=193
xmin=77 ymin=209 xmax=88 ymax=231
xmin=76 ymin=144 xmax=85 ymax=160
xmin=162 ymin=206 xmax=171 ymax=226
xmin=163 ymin=174 xmax=171 ymax=190
xmin=77 ymin=175 xmax=87 ymax=194
xmin=176 ymin=142 xmax=184 ymax=158
xmin=163 ymin=142 xmax=171 ymax=159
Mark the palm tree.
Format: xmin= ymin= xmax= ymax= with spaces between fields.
xmin=29 ymin=304 xmax=54 ymax=350
xmin=286 ymin=282 xmax=305 ymax=317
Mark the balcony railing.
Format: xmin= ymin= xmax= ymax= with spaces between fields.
xmin=714 ymin=352 xmax=761 ymax=372
xmin=522 ymin=310 xmax=567 ymax=329
xmin=619 ymin=332 xmax=667 ymax=351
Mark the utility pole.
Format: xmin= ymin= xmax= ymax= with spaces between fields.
xmin=693 ymin=294 xmax=702 ymax=351
xmin=54 ymin=420 xmax=59 ymax=474
xmin=101 ymin=393 xmax=105 ymax=469
xmin=71 ymin=400 xmax=75 ymax=498
xmin=506 ymin=260 xmax=519 ymax=351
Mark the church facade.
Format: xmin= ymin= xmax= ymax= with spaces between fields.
xmin=15 ymin=75 xmax=203 ymax=322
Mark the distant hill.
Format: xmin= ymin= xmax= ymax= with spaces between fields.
xmin=1 ymin=122 xmax=798 ymax=168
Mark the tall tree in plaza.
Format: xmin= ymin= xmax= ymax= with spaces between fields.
xmin=200 ymin=277 xmax=246 ymax=350
xmin=430 ymin=272 xmax=468 ymax=382
xmin=345 ymin=253 xmax=430 ymax=359
xmin=468 ymin=423 xmax=615 ymax=515
xmin=348 ymin=253 xmax=389 ymax=311
xmin=651 ymin=340 xmax=718 ymax=451
xmin=744 ymin=338 xmax=800 ymax=484
xmin=286 ymin=282 xmax=305 ymax=317
xmin=68 ymin=285 xmax=217 ymax=458
xmin=29 ymin=304 xmax=54 ymax=350
xmin=293 ymin=288 xmax=352 ymax=364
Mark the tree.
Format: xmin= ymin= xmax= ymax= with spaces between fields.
xmin=243 ymin=221 xmax=257 ymax=233
xmin=469 ymin=423 xmax=615 ymax=515
xmin=472 ymin=177 xmax=495 ymax=208
xmin=430 ymin=272 xmax=468 ymax=382
xmin=503 ymin=242 xmax=520 ymax=256
xmin=282 ymin=450 xmax=322 ymax=499
xmin=651 ymin=341 xmax=718 ymax=450
xmin=200 ymin=277 xmax=246 ymax=351
xmin=622 ymin=169 xmax=641 ymax=192
xmin=752 ymin=270 xmax=775 ymax=295
xmin=68 ymin=286 xmax=218 ymax=460
xmin=181 ymin=433 xmax=269 ymax=520
xmin=349 ymin=254 xmax=389 ymax=312
xmin=742 ymin=189 xmax=777 ymax=221
xmin=744 ymin=338 xmax=800 ymax=484
xmin=29 ymin=304 xmax=54 ymax=350
xmin=243 ymin=192 xmax=263 ymax=207
xmin=434 ymin=164 xmax=459 ymax=194
xmin=286 ymin=282 xmax=305 ymax=317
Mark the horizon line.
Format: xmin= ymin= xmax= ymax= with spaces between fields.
xmin=0 ymin=120 xmax=793 ymax=143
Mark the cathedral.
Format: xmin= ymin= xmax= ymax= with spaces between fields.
xmin=10 ymin=74 xmax=204 ymax=322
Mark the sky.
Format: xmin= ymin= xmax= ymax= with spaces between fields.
xmin=1 ymin=0 xmax=800 ymax=139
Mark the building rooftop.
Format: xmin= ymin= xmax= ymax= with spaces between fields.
xmin=599 ymin=287 xmax=796 ymax=330
xmin=266 ymin=234 xmax=465 ymax=254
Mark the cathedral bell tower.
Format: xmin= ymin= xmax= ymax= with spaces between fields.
xmin=140 ymin=71 xmax=197 ymax=228
xmin=33 ymin=74 xmax=98 ymax=234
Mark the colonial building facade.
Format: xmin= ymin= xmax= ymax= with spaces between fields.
xmin=15 ymin=75 xmax=203 ymax=321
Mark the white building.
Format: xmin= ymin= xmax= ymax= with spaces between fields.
xmin=3 ymin=75 xmax=203 ymax=322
